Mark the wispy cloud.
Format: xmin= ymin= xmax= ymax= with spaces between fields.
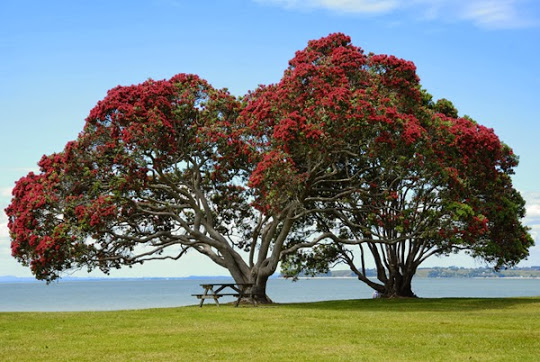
xmin=255 ymin=0 xmax=400 ymax=14
xmin=527 ymin=203 xmax=540 ymax=221
xmin=521 ymin=192 xmax=540 ymax=266
xmin=460 ymin=0 xmax=536 ymax=29
xmin=524 ymin=192 xmax=540 ymax=223
xmin=255 ymin=0 xmax=537 ymax=29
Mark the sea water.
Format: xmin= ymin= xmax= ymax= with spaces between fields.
xmin=1 ymin=277 xmax=539 ymax=312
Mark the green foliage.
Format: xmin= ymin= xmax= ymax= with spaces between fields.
xmin=278 ymin=43 xmax=533 ymax=295
xmin=281 ymin=244 xmax=341 ymax=279
xmin=433 ymin=98 xmax=459 ymax=118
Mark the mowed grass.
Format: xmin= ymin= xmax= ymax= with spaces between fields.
xmin=1 ymin=298 xmax=539 ymax=361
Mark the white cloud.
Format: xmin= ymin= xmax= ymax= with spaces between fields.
xmin=255 ymin=0 xmax=400 ymax=14
xmin=528 ymin=204 xmax=540 ymax=220
xmin=461 ymin=0 xmax=535 ymax=29
xmin=519 ymin=192 xmax=540 ymax=267
xmin=524 ymin=192 xmax=540 ymax=223
xmin=520 ymin=225 xmax=540 ymax=267
xmin=255 ymin=0 xmax=537 ymax=29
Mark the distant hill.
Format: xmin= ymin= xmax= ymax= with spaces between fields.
xmin=415 ymin=266 xmax=540 ymax=278
xmin=281 ymin=266 xmax=540 ymax=279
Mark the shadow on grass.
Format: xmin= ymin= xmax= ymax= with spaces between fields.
xmin=279 ymin=297 xmax=540 ymax=312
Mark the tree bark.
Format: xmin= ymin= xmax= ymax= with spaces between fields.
xmin=249 ymin=273 xmax=273 ymax=304
xmin=380 ymin=270 xmax=417 ymax=298
xmin=218 ymin=248 xmax=273 ymax=304
xmin=345 ymin=242 xmax=419 ymax=298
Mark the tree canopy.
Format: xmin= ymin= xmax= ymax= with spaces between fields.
xmin=6 ymin=33 xmax=533 ymax=300
xmin=276 ymin=37 xmax=533 ymax=297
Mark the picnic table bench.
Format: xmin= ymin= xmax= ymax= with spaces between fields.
xmin=192 ymin=283 xmax=255 ymax=307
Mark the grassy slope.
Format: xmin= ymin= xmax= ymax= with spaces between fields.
xmin=1 ymin=298 xmax=539 ymax=361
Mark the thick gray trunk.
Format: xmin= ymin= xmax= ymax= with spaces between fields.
xmin=250 ymin=273 xmax=273 ymax=304
xmin=346 ymin=248 xmax=418 ymax=298
xmin=367 ymin=261 xmax=417 ymax=298
xmin=221 ymin=251 xmax=273 ymax=304
xmin=379 ymin=272 xmax=417 ymax=298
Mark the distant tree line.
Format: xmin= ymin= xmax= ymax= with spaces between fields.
xmin=289 ymin=266 xmax=540 ymax=279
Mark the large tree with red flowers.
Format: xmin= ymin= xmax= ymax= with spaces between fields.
xmin=274 ymin=34 xmax=533 ymax=297
xmin=6 ymin=33 xmax=533 ymax=300
xmin=5 ymin=73 xmax=310 ymax=303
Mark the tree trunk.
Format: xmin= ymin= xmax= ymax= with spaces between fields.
xmin=379 ymin=269 xmax=417 ymax=298
xmin=345 ymin=245 xmax=419 ymax=298
xmin=212 ymin=244 xmax=276 ymax=305
xmin=224 ymin=259 xmax=273 ymax=304
xmin=381 ymin=275 xmax=416 ymax=298
xmin=249 ymin=273 xmax=273 ymax=304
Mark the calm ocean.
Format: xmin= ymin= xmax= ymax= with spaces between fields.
xmin=1 ymin=277 xmax=539 ymax=312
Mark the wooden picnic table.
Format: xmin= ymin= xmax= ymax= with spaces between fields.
xmin=192 ymin=283 xmax=255 ymax=307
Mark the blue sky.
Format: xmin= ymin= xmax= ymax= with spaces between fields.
xmin=1 ymin=0 xmax=539 ymax=278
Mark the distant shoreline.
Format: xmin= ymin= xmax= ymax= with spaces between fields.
xmin=2 ymin=266 xmax=540 ymax=283
xmin=2 ymin=276 xmax=540 ymax=283
xmin=280 ymin=276 xmax=540 ymax=280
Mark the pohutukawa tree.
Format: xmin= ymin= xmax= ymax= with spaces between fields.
xmin=5 ymin=69 xmax=355 ymax=303
xmin=6 ymin=33 xmax=533 ymax=301
xmin=6 ymin=74 xmax=299 ymax=303
xmin=277 ymin=34 xmax=533 ymax=298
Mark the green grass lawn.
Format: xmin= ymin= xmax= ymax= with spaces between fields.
xmin=1 ymin=298 xmax=539 ymax=361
